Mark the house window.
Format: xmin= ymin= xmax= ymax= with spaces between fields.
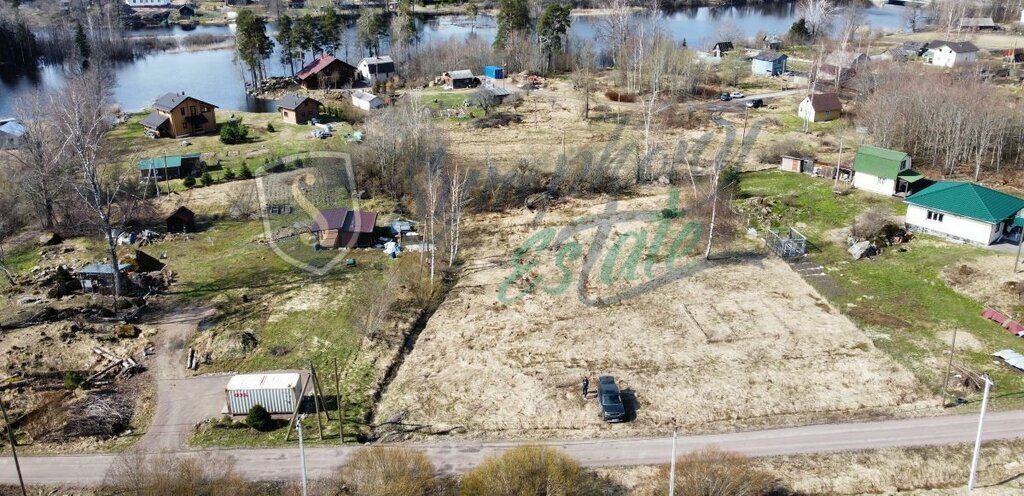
xmin=927 ymin=210 xmax=944 ymax=222
xmin=180 ymin=108 xmax=185 ymax=115
xmin=190 ymin=105 xmax=197 ymax=116
xmin=877 ymin=176 xmax=885 ymax=184
xmin=201 ymin=106 xmax=210 ymax=113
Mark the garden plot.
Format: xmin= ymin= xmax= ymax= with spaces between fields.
xmin=376 ymin=191 xmax=935 ymax=439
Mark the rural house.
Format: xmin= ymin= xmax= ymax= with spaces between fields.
xmin=852 ymin=145 xmax=923 ymax=196
xmin=141 ymin=92 xmax=218 ymax=138
xmin=751 ymin=52 xmax=787 ymax=77
xmin=797 ymin=93 xmax=843 ymax=123
xmin=310 ymin=208 xmax=378 ymax=249
xmin=0 ymin=118 xmax=25 ymax=150
xmin=125 ymin=0 xmax=170 ymax=6
xmin=820 ymin=50 xmax=868 ymax=83
xmin=167 ymin=206 xmax=196 ymax=233
xmin=357 ymin=56 xmax=396 ymax=83
xmin=959 ymin=17 xmax=997 ymax=31
xmin=762 ymin=34 xmax=781 ymax=50
xmin=711 ymin=42 xmax=734 ymax=58
xmin=881 ymin=42 xmax=928 ymax=61
xmin=351 ymin=90 xmax=384 ymax=111
xmin=905 ymin=182 xmax=1024 ymax=246
xmin=442 ymin=70 xmax=479 ymax=89
xmin=137 ymin=153 xmax=202 ymax=181
xmin=276 ymin=93 xmax=321 ymax=125
xmin=296 ymin=55 xmax=356 ymax=90
xmin=925 ymin=41 xmax=979 ymax=68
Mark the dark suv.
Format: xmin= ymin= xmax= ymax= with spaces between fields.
xmin=598 ymin=376 xmax=626 ymax=423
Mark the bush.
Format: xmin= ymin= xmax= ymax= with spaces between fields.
xmin=182 ymin=175 xmax=196 ymax=188
xmin=654 ymin=448 xmax=780 ymax=496
xmin=266 ymin=122 xmax=275 ymax=133
xmin=460 ymin=445 xmax=601 ymax=496
xmin=851 ymin=206 xmax=901 ymax=242
xmin=200 ymin=172 xmax=214 ymax=187
xmin=222 ymin=167 xmax=237 ymax=181
xmin=757 ymin=139 xmax=809 ymax=164
xmin=719 ymin=165 xmax=741 ymax=190
xmin=338 ymin=447 xmax=437 ymax=496
xmin=603 ymin=89 xmax=637 ymax=103
xmin=239 ymin=163 xmax=253 ymax=180
xmin=64 ymin=371 xmax=84 ymax=390
xmin=245 ymin=404 xmax=272 ymax=431
xmin=219 ymin=119 xmax=249 ymax=144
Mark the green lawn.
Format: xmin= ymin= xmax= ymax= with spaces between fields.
xmin=738 ymin=171 xmax=1024 ymax=407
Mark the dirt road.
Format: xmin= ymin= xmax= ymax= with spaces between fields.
xmin=137 ymin=307 xmax=230 ymax=452
xmin=2 ymin=409 xmax=1021 ymax=484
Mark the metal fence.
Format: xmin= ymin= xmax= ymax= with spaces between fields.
xmin=766 ymin=226 xmax=808 ymax=258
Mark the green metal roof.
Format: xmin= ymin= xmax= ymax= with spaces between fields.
xmin=853 ymin=145 xmax=909 ymax=179
xmin=906 ymin=181 xmax=1024 ymax=224
xmin=138 ymin=153 xmax=201 ymax=171
xmin=897 ymin=169 xmax=924 ymax=183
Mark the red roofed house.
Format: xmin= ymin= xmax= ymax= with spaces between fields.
xmin=310 ymin=207 xmax=378 ymax=249
xmin=296 ymin=55 xmax=357 ymax=90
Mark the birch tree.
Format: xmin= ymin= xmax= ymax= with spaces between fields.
xmin=5 ymin=90 xmax=69 ymax=229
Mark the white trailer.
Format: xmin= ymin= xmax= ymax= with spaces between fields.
xmin=225 ymin=373 xmax=302 ymax=415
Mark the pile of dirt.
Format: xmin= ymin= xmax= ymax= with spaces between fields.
xmin=940 ymin=254 xmax=1022 ymax=311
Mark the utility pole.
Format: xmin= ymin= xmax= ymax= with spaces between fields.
xmin=668 ymin=431 xmax=677 ymax=496
xmin=940 ymin=328 xmax=959 ymax=407
xmin=968 ymin=375 xmax=993 ymax=492
xmin=741 ymin=106 xmax=749 ymax=141
xmin=0 ymin=401 xmax=26 ymax=496
xmin=297 ymin=414 xmax=309 ymax=496
xmin=834 ymin=138 xmax=845 ymax=189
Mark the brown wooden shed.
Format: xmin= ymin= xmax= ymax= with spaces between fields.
xmin=167 ymin=206 xmax=196 ymax=233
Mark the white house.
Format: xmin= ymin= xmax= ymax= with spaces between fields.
xmin=351 ymin=90 xmax=383 ymax=111
xmin=925 ymin=41 xmax=979 ymax=68
xmin=357 ymin=56 xmax=395 ymax=84
xmin=905 ymin=182 xmax=1024 ymax=246
xmin=852 ymin=145 xmax=923 ymax=196
xmin=797 ymin=93 xmax=843 ymax=123
xmin=124 ymin=0 xmax=171 ymax=7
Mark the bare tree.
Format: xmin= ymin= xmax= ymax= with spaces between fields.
xmin=53 ymin=67 xmax=127 ymax=312
xmin=5 ymin=90 xmax=69 ymax=229
xmin=446 ymin=159 xmax=469 ymax=267
xmin=570 ymin=42 xmax=597 ymax=120
xmin=797 ymin=0 xmax=837 ymax=38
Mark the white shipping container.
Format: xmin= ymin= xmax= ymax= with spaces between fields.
xmin=226 ymin=373 xmax=302 ymax=415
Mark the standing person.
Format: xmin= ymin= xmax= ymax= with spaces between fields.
xmin=581 ymin=376 xmax=589 ymax=399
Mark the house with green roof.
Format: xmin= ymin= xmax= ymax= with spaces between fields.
xmin=905 ymin=181 xmax=1024 ymax=246
xmin=137 ymin=153 xmax=202 ymax=181
xmin=852 ymin=145 xmax=924 ymax=196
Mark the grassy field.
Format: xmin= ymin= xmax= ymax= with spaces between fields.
xmin=738 ymin=170 xmax=1024 ymax=408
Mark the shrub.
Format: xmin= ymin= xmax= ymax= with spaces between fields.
xmin=603 ymin=89 xmax=637 ymax=103
xmin=182 ymin=175 xmax=196 ymax=188
xmin=222 ymin=167 xmax=237 ymax=181
xmin=64 ymin=371 xmax=84 ymax=390
xmin=200 ymin=172 xmax=214 ymax=187
xmin=851 ymin=206 xmax=901 ymax=242
xmin=460 ymin=445 xmax=601 ymax=496
xmin=245 ymin=404 xmax=272 ymax=431
xmin=719 ymin=165 xmax=741 ymax=190
xmin=266 ymin=122 xmax=275 ymax=133
xmin=219 ymin=119 xmax=249 ymax=144
xmin=338 ymin=447 xmax=437 ymax=496
xmin=654 ymin=447 xmax=780 ymax=496
xmin=756 ymin=138 xmax=808 ymax=164
xmin=239 ymin=163 xmax=253 ymax=180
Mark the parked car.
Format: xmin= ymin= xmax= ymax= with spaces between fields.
xmin=598 ymin=376 xmax=626 ymax=423
xmin=719 ymin=93 xmax=732 ymax=101
xmin=730 ymin=91 xmax=745 ymax=98
xmin=746 ymin=98 xmax=764 ymax=109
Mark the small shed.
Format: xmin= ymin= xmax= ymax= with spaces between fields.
xmin=0 ymin=118 xmax=26 ymax=150
xmin=78 ymin=263 xmax=130 ymax=294
xmin=711 ymin=42 xmax=734 ymax=58
xmin=351 ymin=90 xmax=384 ymax=111
xmin=225 ymin=373 xmax=302 ymax=415
xmin=780 ymin=156 xmax=815 ymax=174
xmin=442 ymin=70 xmax=479 ymax=89
xmin=177 ymin=4 xmax=196 ymax=18
xmin=310 ymin=207 xmax=378 ymax=249
xmin=959 ymin=17 xmax=997 ymax=31
xmin=138 ymin=153 xmax=202 ymax=181
xmin=751 ymin=51 xmax=787 ymax=77
xmin=167 ymin=206 xmax=196 ymax=233
xmin=277 ymin=93 xmax=322 ymax=125
xmin=484 ymin=65 xmax=505 ymax=79
xmin=484 ymin=86 xmax=511 ymax=103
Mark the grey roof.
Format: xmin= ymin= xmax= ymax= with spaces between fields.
xmin=79 ymin=263 xmax=130 ymax=275
xmin=753 ymin=51 xmax=786 ymax=62
xmin=140 ymin=112 xmax=169 ymax=129
xmin=959 ymin=17 xmax=996 ymax=28
xmin=485 ymin=86 xmax=511 ymax=97
xmin=993 ymin=349 xmax=1024 ymax=372
xmin=277 ymin=93 xmax=320 ymax=110
xmin=360 ymin=56 xmax=395 ymax=74
xmin=928 ymin=40 xmax=979 ymax=53
xmin=825 ymin=50 xmax=867 ymax=69
xmin=351 ymin=90 xmax=382 ymax=104
xmin=153 ymin=92 xmax=217 ymax=112
xmin=446 ymin=70 xmax=475 ymax=80
xmin=0 ymin=118 xmax=25 ymax=137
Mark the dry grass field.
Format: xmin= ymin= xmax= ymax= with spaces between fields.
xmin=376 ymin=190 xmax=935 ymax=439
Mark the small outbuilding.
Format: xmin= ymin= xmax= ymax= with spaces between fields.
xmin=276 ymin=93 xmax=322 ymax=125
xmin=310 ymin=207 xmax=378 ymax=249
xmin=959 ymin=17 xmax=997 ymax=31
xmin=762 ymin=34 xmax=782 ymax=51
xmin=78 ymin=263 xmax=130 ymax=294
xmin=905 ymin=182 xmax=1024 ymax=246
xmin=751 ymin=51 xmax=787 ymax=77
xmin=167 ymin=206 xmax=196 ymax=233
xmin=711 ymin=42 xmax=734 ymax=58
xmin=852 ymin=145 xmax=923 ymax=196
xmin=779 ymin=156 xmax=815 ymax=174
xmin=296 ymin=55 xmax=356 ymax=90
xmin=177 ymin=4 xmax=196 ymax=18
xmin=925 ymin=40 xmax=979 ymax=68
xmin=797 ymin=93 xmax=842 ymax=123
xmin=225 ymin=373 xmax=302 ymax=415
xmin=442 ymin=70 xmax=479 ymax=89
xmin=357 ymin=55 xmax=396 ymax=83
xmin=484 ymin=65 xmax=505 ymax=79
xmin=0 ymin=118 xmax=25 ymax=150
xmin=351 ymin=90 xmax=384 ymax=111
xmin=138 ymin=153 xmax=202 ymax=181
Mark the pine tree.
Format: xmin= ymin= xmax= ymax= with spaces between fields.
xmin=494 ymin=0 xmax=530 ymax=50
xmin=74 ymin=21 xmax=90 ymax=62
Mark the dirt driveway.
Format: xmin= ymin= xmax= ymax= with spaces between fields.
xmin=138 ymin=307 xmax=230 ymax=451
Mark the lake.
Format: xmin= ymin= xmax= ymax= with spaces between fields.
xmin=0 ymin=3 xmax=909 ymax=116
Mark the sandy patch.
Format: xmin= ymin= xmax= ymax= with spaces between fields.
xmin=376 ymin=191 xmax=933 ymax=440
xmin=940 ymin=253 xmax=1023 ymax=315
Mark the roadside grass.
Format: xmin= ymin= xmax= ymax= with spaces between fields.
xmin=770 ymin=111 xmax=844 ymax=134
xmin=738 ymin=170 xmax=1024 ymax=408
